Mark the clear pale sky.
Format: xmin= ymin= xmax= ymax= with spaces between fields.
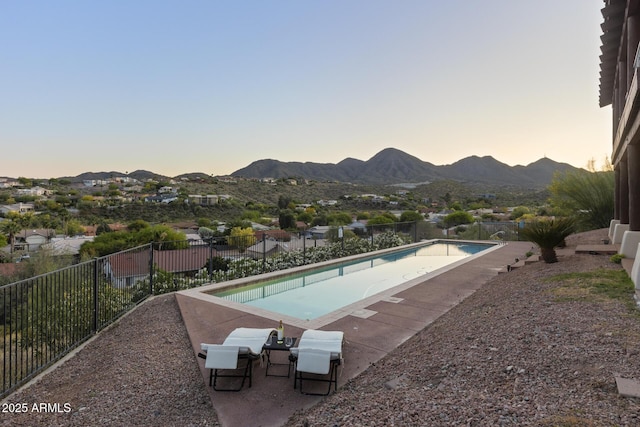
xmin=0 ymin=1 xmax=612 ymax=179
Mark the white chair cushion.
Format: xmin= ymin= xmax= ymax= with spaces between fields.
xmin=296 ymin=348 xmax=331 ymax=375
xmin=204 ymin=345 xmax=240 ymax=369
xmin=292 ymin=329 xmax=344 ymax=359
xmin=222 ymin=328 xmax=276 ymax=355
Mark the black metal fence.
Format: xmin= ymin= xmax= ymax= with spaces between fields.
xmin=0 ymin=219 xmax=517 ymax=398
xmin=0 ymin=244 xmax=156 ymax=399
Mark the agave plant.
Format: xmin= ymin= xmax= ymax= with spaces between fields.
xmin=519 ymin=217 xmax=576 ymax=263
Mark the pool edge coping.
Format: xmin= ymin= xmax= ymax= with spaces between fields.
xmin=177 ymin=239 xmax=505 ymax=329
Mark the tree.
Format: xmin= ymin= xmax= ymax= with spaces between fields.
xmin=17 ymin=177 xmax=32 ymax=187
xmin=399 ymin=211 xmax=423 ymax=222
xmin=96 ymin=221 xmax=112 ymax=235
xmin=279 ymin=210 xmax=296 ymax=229
xmin=367 ymin=214 xmax=395 ymax=225
xmin=297 ymin=211 xmax=313 ymax=224
xmin=327 ymin=212 xmax=352 ymax=226
xmin=510 ymin=206 xmax=531 ymax=221
xmin=441 ymin=192 xmax=452 ymax=207
xmin=228 ymin=227 xmax=255 ymax=253
xmin=197 ymin=217 xmax=212 ymax=227
xmin=549 ymin=168 xmax=614 ymax=230
xmin=443 ymin=211 xmax=474 ymax=228
xmin=310 ymin=214 xmax=328 ymax=227
xmin=137 ymin=225 xmax=187 ymax=250
xmin=198 ymin=226 xmax=217 ymax=240
xmin=1 ymin=219 xmax=22 ymax=254
xmin=7 ymin=211 xmax=35 ymax=229
xmin=127 ymin=219 xmax=150 ymax=232
xmin=79 ymin=225 xmax=187 ymax=257
xmin=277 ymin=195 xmax=292 ymax=210
xmin=519 ymin=217 xmax=576 ymax=263
xmin=64 ymin=219 xmax=85 ymax=237
xmin=326 ymin=226 xmax=356 ymax=242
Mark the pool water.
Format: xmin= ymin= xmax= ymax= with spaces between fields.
xmin=213 ymin=241 xmax=493 ymax=320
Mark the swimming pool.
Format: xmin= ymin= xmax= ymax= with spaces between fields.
xmin=212 ymin=241 xmax=495 ymax=321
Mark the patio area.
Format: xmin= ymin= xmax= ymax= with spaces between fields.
xmin=176 ymin=241 xmax=534 ymax=427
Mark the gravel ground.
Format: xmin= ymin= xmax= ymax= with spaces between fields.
xmin=286 ymin=229 xmax=640 ymax=426
xmin=1 ymin=294 xmax=218 ymax=427
xmin=3 ymin=229 xmax=640 ymax=426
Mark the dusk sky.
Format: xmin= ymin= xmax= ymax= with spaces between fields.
xmin=1 ymin=1 xmax=611 ymax=179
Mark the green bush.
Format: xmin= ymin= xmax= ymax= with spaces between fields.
xmin=519 ymin=217 xmax=576 ymax=263
xmin=610 ymin=253 xmax=624 ymax=264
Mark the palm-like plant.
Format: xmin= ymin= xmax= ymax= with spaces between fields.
xmin=519 ymin=217 xmax=576 ymax=263
xmin=0 ymin=219 xmax=22 ymax=254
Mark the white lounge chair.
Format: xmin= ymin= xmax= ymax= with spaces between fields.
xmin=289 ymin=329 xmax=344 ymax=395
xmin=200 ymin=327 xmax=275 ymax=391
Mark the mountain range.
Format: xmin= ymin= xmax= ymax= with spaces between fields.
xmin=56 ymin=148 xmax=579 ymax=190
xmin=230 ymin=148 xmax=580 ymax=188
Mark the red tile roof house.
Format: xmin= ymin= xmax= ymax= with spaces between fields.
xmin=104 ymin=246 xmax=215 ymax=288
xmin=253 ymin=229 xmax=293 ymax=241
xmin=0 ymin=262 xmax=24 ymax=279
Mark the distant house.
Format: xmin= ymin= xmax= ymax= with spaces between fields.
xmin=83 ymin=225 xmax=98 ymax=236
xmin=245 ymin=240 xmax=291 ymax=260
xmin=104 ymin=246 xmax=214 ymax=288
xmin=83 ymin=179 xmax=109 ymax=187
xmin=104 ymin=250 xmax=151 ymax=288
xmin=145 ymin=194 xmax=178 ymax=204
xmin=346 ymin=221 xmax=367 ymax=234
xmin=254 ymin=229 xmax=292 ymax=242
xmin=294 ymin=221 xmax=308 ymax=232
xmin=15 ymin=229 xmax=55 ymax=251
xmin=0 ymin=203 xmax=35 ymax=215
xmin=218 ymin=176 xmax=237 ymax=183
xmin=188 ymin=194 xmax=219 ymax=206
xmin=42 ymin=236 xmax=95 ymax=256
xmin=0 ymin=179 xmax=18 ymax=188
xmin=306 ymin=226 xmax=331 ymax=239
xmin=16 ymin=186 xmax=51 ymax=197
xmin=472 ymin=208 xmax=494 ymax=216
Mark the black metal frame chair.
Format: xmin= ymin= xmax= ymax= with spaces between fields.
xmin=199 ymin=328 xmax=276 ymax=392
xmin=198 ymin=345 xmax=258 ymax=392
xmin=290 ymin=348 xmax=341 ymax=396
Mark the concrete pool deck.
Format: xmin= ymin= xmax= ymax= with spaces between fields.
xmin=176 ymin=241 xmax=534 ymax=427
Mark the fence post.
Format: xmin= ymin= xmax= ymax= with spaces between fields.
xmin=208 ymin=238 xmax=214 ymax=280
xmin=92 ymin=257 xmax=99 ymax=333
xmin=262 ymin=238 xmax=267 ymax=271
xmin=303 ymin=235 xmax=306 ymax=263
xmin=149 ymin=244 xmax=155 ymax=296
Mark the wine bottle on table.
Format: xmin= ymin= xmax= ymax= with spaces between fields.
xmin=277 ymin=320 xmax=284 ymax=343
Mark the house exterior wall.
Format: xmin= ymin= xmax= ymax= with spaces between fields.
xmin=600 ymin=0 xmax=640 ymax=233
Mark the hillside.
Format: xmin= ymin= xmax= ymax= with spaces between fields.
xmin=231 ymin=148 xmax=579 ymax=188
